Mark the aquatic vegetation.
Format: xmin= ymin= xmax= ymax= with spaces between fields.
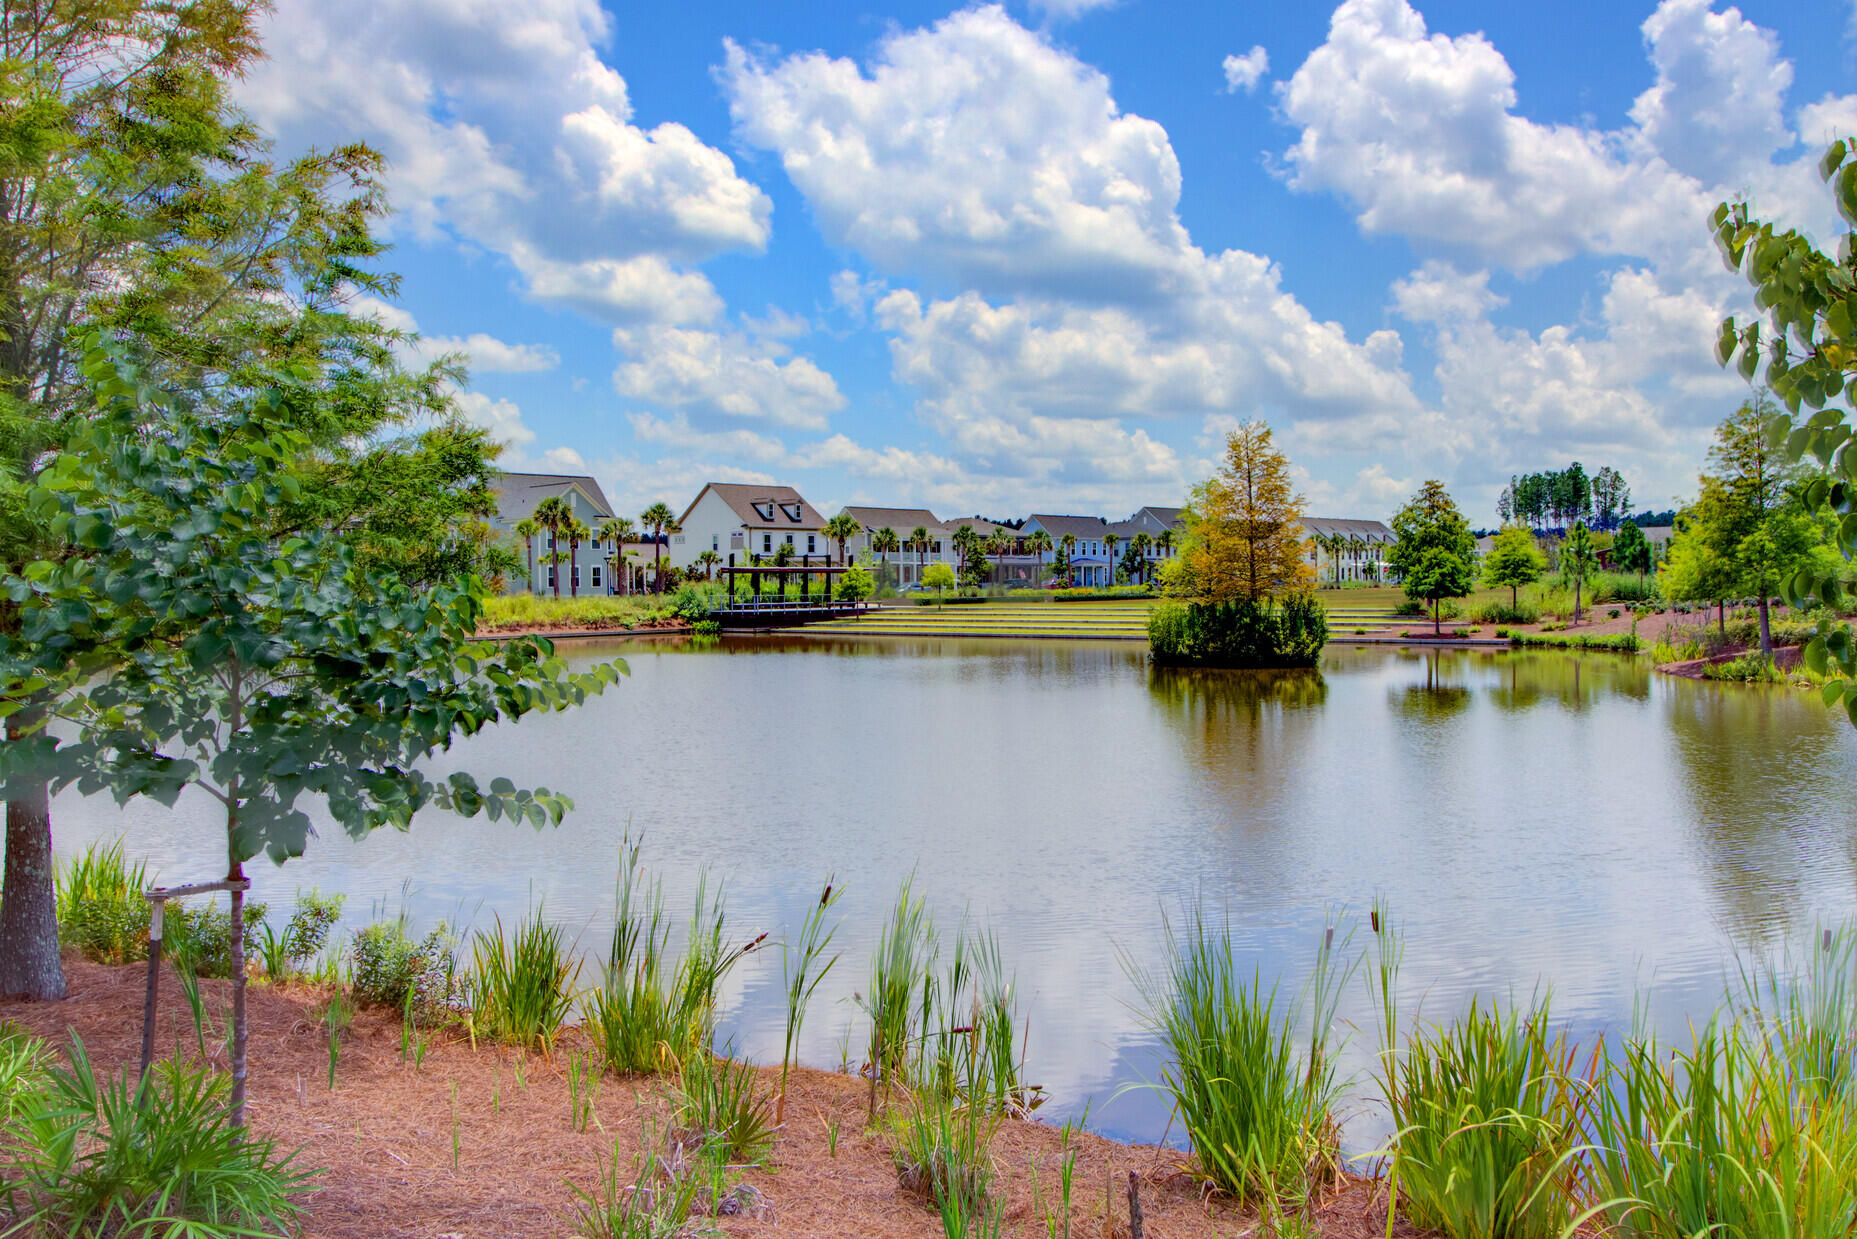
xmin=1127 ymin=905 xmax=1350 ymax=1223
xmin=469 ymin=908 xmax=581 ymax=1053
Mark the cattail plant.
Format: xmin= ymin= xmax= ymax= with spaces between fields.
xmin=777 ymin=877 xmax=844 ymax=1126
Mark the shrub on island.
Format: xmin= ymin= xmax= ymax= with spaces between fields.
xmin=1148 ymin=594 xmax=1329 ymax=668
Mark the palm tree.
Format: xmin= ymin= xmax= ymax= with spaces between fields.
xmin=564 ymin=516 xmax=591 ymax=598
xmin=872 ymin=526 xmax=900 ymax=585
xmin=1156 ymin=528 xmax=1175 ymax=562
xmin=598 ymin=517 xmax=637 ymax=594
xmin=640 ymin=502 xmax=676 ymax=593
xmin=514 ymin=518 xmax=541 ymax=593
xmin=532 ymin=496 xmax=572 ymax=598
xmin=694 ymin=549 xmax=721 ymax=581
xmin=986 ymin=526 xmax=1015 ymax=584
xmin=1348 ymin=533 xmax=1367 ymax=584
xmin=1060 ymin=533 xmax=1078 ymax=585
xmin=824 ymin=513 xmax=862 ymax=565
xmin=1103 ymin=533 xmax=1119 ymax=587
xmin=1130 ymin=532 xmax=1153 ymax=584
xmin=1026 ymin=529 xmax=1053 ymax=583
xmin=910 ymin=525 xmax=930 ymax=584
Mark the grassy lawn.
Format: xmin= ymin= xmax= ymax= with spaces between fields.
xmin=479 ymin=593 xmax=672 ymax=631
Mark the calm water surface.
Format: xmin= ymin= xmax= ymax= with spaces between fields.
xmin=50 ymin=638 xmax=1857 ymax=1144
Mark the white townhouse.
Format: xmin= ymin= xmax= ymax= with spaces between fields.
xmin=492 ymin=471 xmax=620 ymax=596
xmin=672 ymin=483 xmax=830 ymax=570
xmin=1299 ymin=516 xmax=1395 ymax=584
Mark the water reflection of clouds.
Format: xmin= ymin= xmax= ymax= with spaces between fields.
xmin=47 ymin=639 xmax=1857 ymax=1147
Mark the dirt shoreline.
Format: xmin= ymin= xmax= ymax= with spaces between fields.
xmin=2 ymin=958 xmax=1410 ymax=1239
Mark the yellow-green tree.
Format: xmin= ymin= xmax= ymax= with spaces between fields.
xmin=1481 ymin=525 xmax=1545 ymax=607
xmin=1168 ymin=421 xmax=1313 ymax=603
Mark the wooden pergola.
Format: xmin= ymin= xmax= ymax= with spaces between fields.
xmin=718 ymin=553 xmax=857 ymax=612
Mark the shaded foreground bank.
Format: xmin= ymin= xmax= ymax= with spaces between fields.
xmin=0 ymin=960 xmax=1403 ymax=1239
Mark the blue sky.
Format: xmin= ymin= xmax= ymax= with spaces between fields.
xmin=238 ymin=0 xmax=1855 ymax=526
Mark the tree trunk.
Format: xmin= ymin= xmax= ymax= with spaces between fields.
xmin=1574 ymin=580 xmax=1582 ymax=625
xmin=0 ymin=708 xmax=66 ymax=1001
xmin=1757 ymin=595 xmax=1773 ymax=654
xmin=228 ymin=856 xmax=249 ymax=1126
xmin=1719 ymin=601 xmax=1725 ymax=635
xmin=1433 ymin=599 xmax=1440 ymax=636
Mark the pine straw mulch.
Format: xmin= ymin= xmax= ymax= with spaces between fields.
xmin=2 ymin=958 xmax=1419 ymax=1239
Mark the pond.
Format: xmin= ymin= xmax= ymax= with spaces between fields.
xmin=47 ymin=636 xmax=1857 ymax=1146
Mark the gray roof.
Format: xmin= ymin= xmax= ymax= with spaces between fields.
xmin=839 ymin=506 xmax=946 ymax=533
xmin=493 ymin=472 xmax=614 ymax=522
xmin=1129 ymin=505 xmax=1186 ymax=527
xmin=1026 ymin=513 xmax=1112 ymax=539
xmin=682 ymin=483 xmax=826 ymax=530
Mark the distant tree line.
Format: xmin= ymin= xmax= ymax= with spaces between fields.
xmin=1497 ymin=464 xmax=1633 ymax=531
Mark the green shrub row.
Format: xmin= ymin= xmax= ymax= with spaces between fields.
xmin=1494 ymin=628 xmax=1642 ymax=652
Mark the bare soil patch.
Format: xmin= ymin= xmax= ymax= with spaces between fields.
xmin=3 ymin=959 xmax=1411 ymax=1239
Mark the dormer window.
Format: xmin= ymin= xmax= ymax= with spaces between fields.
xmin=779 ymin=502 xmax=802 ymax=522
xmin=752 ymin=501 xmax=774 ymax=521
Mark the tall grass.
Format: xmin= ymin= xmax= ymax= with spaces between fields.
xmin=1127 ymin=906 xmax=1350 ymax=1222
xmin=54 ymin=840 xmax=151 ymax=965
xmin=862 ymin=876 xmax=938 ymax=1097
xmin=671 ymin=1048 xmax=774 ymax=1165
xmin=584 ymin=840 xmax=761 ymax=1075
xmin=1371 ymin=912 xmax=1586 ymax=1239
xmin=1588 ymin=1020 xmax=1857 ymax=1239
xmin=470 ymin=908 xmax=581 ymax=1053
xmin=891 ymin=1070 xmax=1002 ymax=1228
xmin=480 ymin=593 xmax=667 ymax=631
xmin=1582 ymin=927 xmax=1857 ymax=1239
xmin=777 ymin=876 xmax=844 ymax=1126
xmin=568 ymin=1136 xmax=698 ymax=1239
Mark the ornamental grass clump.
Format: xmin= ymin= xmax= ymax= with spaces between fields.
xmin=1370 ymin=913 xmax=1587 ymax=1239
xmin=1128 ymin=906 xmax=1350 ymax=1223
xmin=1583 ymin=926 xmax=1857 ymax=1239
xmin=862 ymin=876 xmax=938 ymax=1096
xmin=470 ymin=908 xmax=581 ymax=1054
xmin=54 ymin=839 xmax=150 ymax=965
xmin=671 ymin=1049 xmax=774 ymax=1166
xmin=585 ymin=839 xmax=762 ymax=1075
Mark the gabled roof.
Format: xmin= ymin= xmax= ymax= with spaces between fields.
xmin=945 ymin=516 xmax=1013 ymax=538
xmin=1301 ymin=516 xmax=1395 ymax=542
xmin=839 ymin=506 xmax=946 ymax=534
xmin=1025 ymin=513 xmax=1112 ymax=539
xmin=1130 ymin=506 xmax=1186 ymax=527
xmin=493 ymin=472 xmax=614 ymax=522
xmin=682 ymin=483 xmax=825 ymax=530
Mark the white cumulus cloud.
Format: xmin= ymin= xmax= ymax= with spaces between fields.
xmin=612 ymin=326 xmax=845 ymax=430
xmin=240 ymin=0 xmax=770 ymax=324
xmin=1223 ymin=46 xmax=1269 ymax=93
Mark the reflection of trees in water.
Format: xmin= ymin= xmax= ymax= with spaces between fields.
xmin=1664 ymin=680 xmax=1857 ymax=945
xmin=1392 ymin=652 xmax=1472 ymax=720
xmin=1481 ymin=651 xmax=1651 ymax=714
xmin=1148 ymin=666 xmax=1328 ymax=719
xmin=1147 ymin=667 xmax=1327 ymax=827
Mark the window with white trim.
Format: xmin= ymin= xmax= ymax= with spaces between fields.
xmin=807 ymin=535 xmax=816 ymax=553
xmin=592 ymin=565 xmax=603 ymax=588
